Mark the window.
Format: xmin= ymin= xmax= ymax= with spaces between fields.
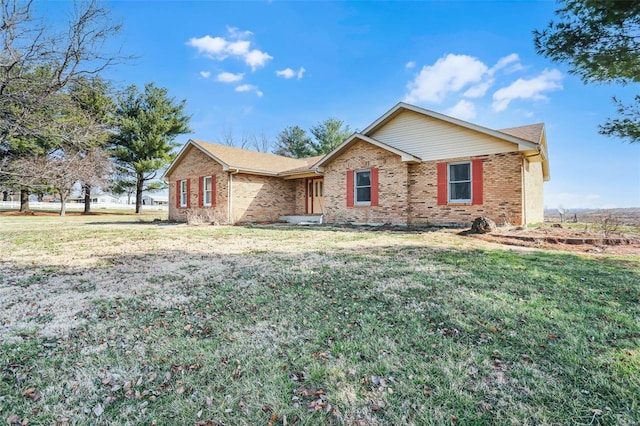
xmin=448 ymin=162 xmax=471 ymax=202
xmin=180 ymin=180 xmax=188 ymax=207
xmin=355 ymin=170 xmax=371 ymax=204
xmin=203 ymin=176 xmax=212 ymax=206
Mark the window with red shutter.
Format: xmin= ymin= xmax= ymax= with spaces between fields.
xmin=471 ymin=159 xmax=483 ymax=205
xmin=346 ymin=170 xmax=354 ymax=207
xmin=437 ymin=163 xmax=447 ymax=205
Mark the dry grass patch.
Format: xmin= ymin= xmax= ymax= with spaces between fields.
xmin=1 ymin=214 xmax=638 ymax=425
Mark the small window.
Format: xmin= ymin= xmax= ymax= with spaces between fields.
xmin=355 ymin=170 xmax=371 ymax=204
xmin=448 ymin=162 xmax=471 ymax=202
xmin=203 ymin=176 xmax=212 ymax=206
xmin=180 ymin=180 xmax=188 ymax=207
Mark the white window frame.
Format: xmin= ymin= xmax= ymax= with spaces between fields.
xmin=180 ymin=179 xmax=188 ymax=207
xmin=448 ymin=162 xmax=472 ymax=203
xmin=203 ymin=176 xmax=212 ymax=207
xmin=354 ymin=169 xmax=372 ymax=205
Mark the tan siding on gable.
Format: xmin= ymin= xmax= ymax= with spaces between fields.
xmin=523 ymin=159 xmax=544 ymax=224
xmin=370 ymin=110 xmax=517 ymax=161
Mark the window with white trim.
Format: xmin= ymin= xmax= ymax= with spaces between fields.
xmin=203 ymin=176 xmax=212 ymax=206
xmin=355 ymin=170 xmax=371 ymax=204
xmin=448 ymin=162 xmax=471 ymax=202
xmin=180 ymin=180 xmax=188 ymax=207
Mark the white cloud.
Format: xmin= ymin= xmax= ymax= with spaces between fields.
xmin=446 ymin=100 xmax=476 ymax=121
xmin=404 ymin=54 xmax=488 ymax=103
xmin=216 ymin=72 xmax=244 ymax=83
xmin=187 ymin=35 xmax=228 ymax=58
xmin=245 ymin=49 xmax=273 ymax=71
xmin=235 ymin=84 xmax=263 ymax=97
xmin=489 ymin=53 xmax=520 ymax=75
xmin=276 ymin=68 xmax=295 ymax=79
xmin=463 ymin=79 xmax=494 ymax=98
xmin=199 ymin=71 xmax=211 ymax=78
xmin=227 ymin=40 xmax=250 ymax=56
xmin=277 ymin=67 xmax=305 ymax=79
xmin=226 ymin=26 xmax=252 ymax=39
xmin=187 ymin=28 xmax=272 ymax=71
xmin=405 ymin=61 xmax=415 ymax=69
xmin=492 ymin=69 xmax=563 ymax=112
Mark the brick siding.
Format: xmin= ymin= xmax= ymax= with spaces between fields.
xmin=323 ymin=140 xmax=410 ymax=224
xmin=323 ymin=141 xmax=526 ymax=226
xmin=166 ymin=145 xmax=228 ymax=223
xmin=408 ymin=152 xmax=523 ymax=226
xmin=231 ymin=173 xmax=296 ymax=223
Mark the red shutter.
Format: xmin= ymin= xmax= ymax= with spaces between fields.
xmin=186 ymin=179 xmax=191 ymax=208
xmin=472 ymin=159 xmax=483 ymax=205
xmin=176 ymin=181 xmax=181 ymax=208
xmin=437 ymin=162 xmax=447 ymax=205
xmin=370 ymin=168 xmax=379 ymax=207
xmin=211 ymin=175 xmax=216 ymax=207
xmin=198 ymin=176 xmax=203 ymax=207
xmin=346 ymin=170 xmax=354 ymax=207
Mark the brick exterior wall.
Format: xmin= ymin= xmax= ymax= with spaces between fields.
xmin=323 ymin=140 xmax=411 ymax=224
xmin=294 ymin=179 xmax=307 ymax=215
xmin=408 ymin=152 xmax=523 ymax=226
xmin=231 ymin=174 xmax=296 ymax=223
xmin=170 ymin=140 xmax=537 ymax=226
xmin=166 ymin=145 xmax=229 ymax=223
xmin=323 ymin=141 xmax=526 ymax=226
xmin=167 ymin=145 xmax=303 ymax=224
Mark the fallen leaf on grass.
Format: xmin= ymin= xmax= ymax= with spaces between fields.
xmin=6 ymin=414 xmax=20 ymax=425
xmin=22 ymin=387 xmax=41 ymax=401
xmin=92 ymin=403 xmax=104 ymax=417
xmin=267 ymin=413 xmax=279 ymax=426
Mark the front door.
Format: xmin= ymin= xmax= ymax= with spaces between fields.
xmin=306 ymin=178 xmax=324 ymax=214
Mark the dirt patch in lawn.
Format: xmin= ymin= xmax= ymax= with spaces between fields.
xmin=469 ymin=223 xmax=640 ymax=255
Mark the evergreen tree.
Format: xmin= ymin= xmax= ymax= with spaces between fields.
xmin=110 ymin=83 xmax=192 ymax=213
xmin=534 ymin=0 xmax=640 ymax=143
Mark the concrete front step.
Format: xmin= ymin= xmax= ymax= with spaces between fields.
xmin=279 ymin=215 xmax=323 ymax=225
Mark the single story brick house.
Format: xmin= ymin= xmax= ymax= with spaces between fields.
xmin=164 ymin=102 xmax=549 ymax=226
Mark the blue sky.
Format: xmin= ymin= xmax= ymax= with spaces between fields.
xmin=54 ymin=1 xmax=640 ymax=208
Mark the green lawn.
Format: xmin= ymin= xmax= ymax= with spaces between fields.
xmin=1 ymin=215 xmax=638 ymax=425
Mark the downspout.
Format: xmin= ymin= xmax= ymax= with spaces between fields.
xmin=522 ymin=158 xmax=527 ymax=226
xmin=228 ymin=169 xmax=240 ymax=224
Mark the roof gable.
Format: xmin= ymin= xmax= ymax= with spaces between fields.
xmin=314 ymin=102 xmax=548 ymax=180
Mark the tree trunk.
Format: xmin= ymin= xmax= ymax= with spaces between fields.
xmin=135 ymin=173 xmax=143 ymax=214
xmin=20 ymin=189 xmax=29 ymax=212
xmin=59 ymin=190 xmax=67 ymax=217
xmin=83 ymin=184 xmax=91 ymax=214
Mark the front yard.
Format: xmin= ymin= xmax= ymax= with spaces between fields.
xmin=1 ymin=214 xmax=638 ymax=425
